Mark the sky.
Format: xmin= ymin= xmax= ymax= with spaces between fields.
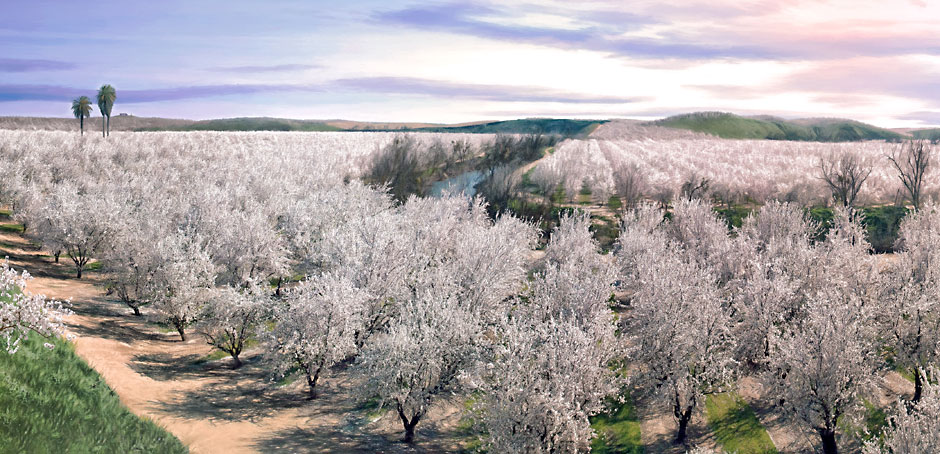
xmin=3 ymin=0 xmax=940 ymax=127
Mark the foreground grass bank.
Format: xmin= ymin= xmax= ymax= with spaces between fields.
xmin=0 ymin=332 xmax=187 ymax=453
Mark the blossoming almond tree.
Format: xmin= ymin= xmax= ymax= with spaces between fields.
xmin=627 ymin=247 xmax=735 ymax=444
xmin=198 ymin=283 xmax=268 ymax=368
xmin=476 ymin=213 xmax=620 ymax=453
xmin=864 ymin=371 xmax=940 ymax=454
xmin=147 ymin=229 xmax=216 ymax=341
xmin=768 ymin=208 xmax=879 ymax=454
xmin=880 ymin=203 xmax=940 ymax=404
xmin=0 ymin=262 xmax=69 ymax=353
xmin=261 ymin=273 xmax=367 ymax=399
xmin=356 ymin=278 xmax=479 ymax=444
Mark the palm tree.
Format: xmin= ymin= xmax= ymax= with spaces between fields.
xmin=71 ymin=96 xmax=93 ymax=135
xmin=96 ymin=84 xmax=116 ymax=137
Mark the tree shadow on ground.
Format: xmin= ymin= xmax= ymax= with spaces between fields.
xmin=1 ymin=248 xmax=78 ymax=280
xmin=65 ymin=298 xmax=179 ymax=344
xmin=253 ymin=425 xmax=460 ymax=454
xmin=153 ymin=355 xmax=309 ymax=422
xmin=129 ymin=352 xmax=208 ymax=381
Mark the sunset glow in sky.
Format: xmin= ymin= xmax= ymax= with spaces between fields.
xmin=4 ymin=0 xmax=940 ymax=126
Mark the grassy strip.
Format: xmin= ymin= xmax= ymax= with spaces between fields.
xmin=0 ymin=332 xmax=187 ymax=453
xmin=0 ymin=223 xmax=25 ymax=234
xmin=705 ymin=392 xmax=777 ymax=454
xmin=590 ymin=393 xmax=644 ymax=454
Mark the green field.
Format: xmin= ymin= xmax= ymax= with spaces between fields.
xmin=706 ymin=393 xmax=777 ymax=454
xmin=0 ymin=332 xmax=187 ymax=453
xmin=590 ymin=393 xmax=644 ymax=454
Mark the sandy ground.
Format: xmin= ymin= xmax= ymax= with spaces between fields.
xmin=1 ymin=229 xmax=465 ymax=454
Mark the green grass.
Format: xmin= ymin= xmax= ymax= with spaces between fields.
xmin=590 ymin=394 xmax=644 ymax=454
xmin=841 ymin=399 xmax=889 ymax=444
xmin=0 ymin=223 xmax=25 ymax=233
xmin=0 ymin=332 xmax=187 ymax=453
xmin=195 ymin=349 xmax=230 ymax=363
xmin=607 ymin=196 xmax=623 ymax=211
xmin=653 ymin=112 xmax=904 ymax=142
xmin=85 ymin=261 xmax=103 ymax=272
xmin=715 ymin=205 xmax=754 ymax=229
xmin=806 ymin=205 xmax=908 ymax=252
xmin=705 ymin=392 xmax=777 ymax=454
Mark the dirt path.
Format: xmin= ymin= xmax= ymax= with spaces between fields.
xmin=0 ymin=229 xmax=465 ymax=454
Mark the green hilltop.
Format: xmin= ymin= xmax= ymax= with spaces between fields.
xmin=651 ymin=112 xmax=905 ymax=142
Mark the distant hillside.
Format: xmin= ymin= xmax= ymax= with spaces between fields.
xmin=0 ymin=114 xmax=909 ymax=141
xmin=651 ymin=112 xmax=905 ymax=142
xmin=911 ymin=128 xmax=940 ymax=141
xmin=409 ymin=118 xmax=605 ymax=137
xmin=144 ymin=117 xmax=343 ymax=132
xmin=1 ymin=116 xmax=602 ymax=136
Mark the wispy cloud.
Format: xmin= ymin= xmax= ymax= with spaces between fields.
xmin=210 ymin=63 xmax=321 ymax=73
xmin=0 ymin=85 xmax=76 ymax=102
xmin=773 ymin=57 xmax=940 ymax=104
xmin=0 ymin=78 xmax=638 ymax=105
xmin=0 ymin=58 xmax=76 ymax=72
xmin=0 ymin=84 xmax=323 ymax=103
xmin=4 ymin=1 xmax=940 ymax=126
xmin=898 ymin=111 xmax=940 ymax=125
xmin=375 ymin=3 xmax=781 ymax=60
xmin=332 ymin=77 xmax=645 ymax=104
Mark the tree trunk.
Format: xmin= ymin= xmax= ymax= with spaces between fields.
xmin=231 ymin=354 xmax=242 ymax=369
xmin=107 ymin=115 xmax=111 ymax=137
xmin=913 ymin=368 xmax=923 ymax=404
xmin=80 ymin=116 xmax=84 ymax=135
xmin=54 ymin=251 xmax=60 ymax=263
xmin=102 ymin=115 xmax=106 ymax=137
xmin=403 ymin=421 xmax=418 ymax=444
xmin=132 ymin=305 xmax=141 ymax=317
xmin=176 ymin=325 xmax=187 ymax=341
xmin=76 ymin=266 xmax=82 ymax=279
xmin=675 ymin=407 xmax=693 ymax=444
xmin=397 ymin=406 xmax=422 ymax=444
xmin=305 ymin=368 xmax=321 ymax=400
xmin=818 ymin=428 xmax=838 ymax=454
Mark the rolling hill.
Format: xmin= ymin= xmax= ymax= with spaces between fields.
xmin=0 ymin=113 xmax=916 ymax=142
xmin=651 ymin=112 xmax=906 ymax=142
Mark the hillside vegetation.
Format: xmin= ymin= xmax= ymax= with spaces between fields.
xmin=410 ymin=118 xmax=604 ymax=137
xmin=146 ymin=117 xmax=343 ymax=132
xmin=2 ymin=115 xmax=602 ymax=137
xmin=3 ymin=113 xmax=911 ymax=142
xmin=0 ymin=332 xmax=187 ymax=453
xmin=652 ymin=112 xmax=905 ymax=142
xmin=911 ymin=128 xmax=940 ymax=141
